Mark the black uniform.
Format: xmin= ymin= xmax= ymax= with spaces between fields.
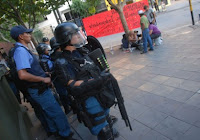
xmin=53 ymin=22 xmax=117 ymax=140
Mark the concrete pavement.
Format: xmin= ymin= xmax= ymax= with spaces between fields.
xmin=29 ymin=1 xmax=200 ymax=140
xmin=30 ymin=23 xmax=200 ymax=140
xmin=72 ymin=22 xmax=200 ymax=140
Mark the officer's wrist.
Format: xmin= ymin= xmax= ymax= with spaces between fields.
xmin=40 ymin=77 xmax=45 ymax=83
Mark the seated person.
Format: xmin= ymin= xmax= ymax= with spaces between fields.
xmin=128 ymin=30 xmax=142 ymax=50
xmin=149 ymin=23 xmax=161 ymax=40
xmin=121 ymin=34 xmax=129 ymax=51
xmin=128 ymin=30 xmax=138 ymax=44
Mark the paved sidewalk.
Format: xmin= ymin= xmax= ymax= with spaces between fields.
xmin=30 ymin=24 xmax=200 ymax=140
xmin=164 ymin=0 xmax=199 ymax=13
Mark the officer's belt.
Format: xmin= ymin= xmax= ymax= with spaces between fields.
xmin=27 ymin=82 xmax=46 ymax=88
xmin=27 ymin=82 xmax=48 ymax=94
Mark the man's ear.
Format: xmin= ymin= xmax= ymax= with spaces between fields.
xmin=18 ymin=34 xmax=24 ymax=40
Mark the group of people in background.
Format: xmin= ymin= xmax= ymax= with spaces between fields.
xmin=122 ymin=5 xmax=162 ymax=54
xmin=152 ymin=0 xmax=167 ymax=12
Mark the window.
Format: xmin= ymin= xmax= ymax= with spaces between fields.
xmin=64 ymin=12 xmax=72 ymax=21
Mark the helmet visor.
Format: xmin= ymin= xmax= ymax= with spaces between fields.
xmin=70 ymin=31 xmax=86 ymax=48
xmin=46 ymin=45 xmax=52 ymax=51
xmin=46 ymin=45 xmax=53 ymax=55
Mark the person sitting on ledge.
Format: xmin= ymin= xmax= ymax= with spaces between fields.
xmin=149 ymin=22 xmax=161 ymax=41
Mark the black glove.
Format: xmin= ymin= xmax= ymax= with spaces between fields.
xmin=70 ymin=77 xmax=104 ymax=97
xmin=100 ymin=70 xmax=111 ymax=82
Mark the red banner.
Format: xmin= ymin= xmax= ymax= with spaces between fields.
xmin=83 ymin=0 xmax=148 ymax=38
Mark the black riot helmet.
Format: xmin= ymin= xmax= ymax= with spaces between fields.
xmin=42 ymin=37 xmax=49 ymax=43
xmin=50 ymin=37 xmax=60 ymax=51
xmin=54 ymin=22 xmax=86 ymax=49
xmin=36 ymin=43 xmax=51 ymax=55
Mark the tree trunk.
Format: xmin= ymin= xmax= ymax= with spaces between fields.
xmin=0 ymin=31 xmax=11 ymax=42
xmin=117 ymin=7 xmax=129 ymax=36
xmin=107 ymin=0 xmax=129 ymax=36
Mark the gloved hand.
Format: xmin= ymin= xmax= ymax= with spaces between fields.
xmin=100 ymin=69 xmax=111 ymax=82
xmin=70 ymin=77 xmax=104 ymax=97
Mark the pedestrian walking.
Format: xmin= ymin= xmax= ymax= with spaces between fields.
xmin=153 ymin=0 xmax=160 ymax=12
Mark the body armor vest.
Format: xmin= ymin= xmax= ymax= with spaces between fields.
xmin=62 ymin=50 xmax=101 ymax=81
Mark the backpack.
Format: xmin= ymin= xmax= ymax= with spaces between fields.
xmin=7 ymin=46 xmax=32 ymax=88
xmin=7 ymin=47 xmax=20 ymax=82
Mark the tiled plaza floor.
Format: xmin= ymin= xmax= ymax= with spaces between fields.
xmin=30 ymin=25 xmax=200 ymax=140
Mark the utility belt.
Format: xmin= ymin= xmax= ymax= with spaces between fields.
xmin=28 ymin=82 xmax=48 ymax=94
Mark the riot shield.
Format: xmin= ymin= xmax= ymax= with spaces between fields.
xmin=85 ymin=35 xmax=106 ymax=58
xmin=88 ymin=48 xmax=132 ymax=131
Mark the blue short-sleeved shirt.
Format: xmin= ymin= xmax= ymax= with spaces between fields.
xmin=13 ymin=42 xmax=33 ymax=71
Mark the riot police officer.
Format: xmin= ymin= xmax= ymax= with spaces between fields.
xmin=54 ymin=22 xmax=119 ymax=140
xmin=36 ymin=43 xmax=53 ymax=71
xmin=10 ymin=25 xmax=76 ymax=140
xmin=50 ymin=37 xmax=71 ymax=114
xmin=50 ymin=37 xmax=62 ymax=61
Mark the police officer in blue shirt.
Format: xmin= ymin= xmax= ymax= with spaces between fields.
xmin=10 ymin=25 xmax=76 ymax=140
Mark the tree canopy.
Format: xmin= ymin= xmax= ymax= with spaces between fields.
xmin=71 ymin=0 xmax=101 ymax=18
xmin=0 ymin=0 xmax=66 ymax=42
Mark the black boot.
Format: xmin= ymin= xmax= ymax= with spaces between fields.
xmin=56 ymin=136 xmax=77 ymax=140
xmin=107 ymin=115 xmax=119 ymax=138
xmin=98 ymin=125 xmax=114 ymax=140
xmin=56 ymin=132 xmax=76 ymax=140
xmin=47 ymin=131 xmax=58 ymax=137
xmin=110 ymin=115 xmax=118 ymax=126
xmin=111 ymin=128 xmax=119 ymax=138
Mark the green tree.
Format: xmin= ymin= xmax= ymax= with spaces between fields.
xmin=71 ymin=0 xmax=101 ymax=17
xmin=32 ymin=26 xmax=44 ymax=43
xmin=0 ymin=0 xmax=66 ymax=44
xmin=86 ymin=0 xmax=101 ymax=15
xmin=0 ymin=20 xmax=15 ymax=42
xmin=71 ymin=0 xmax=89 ymax=17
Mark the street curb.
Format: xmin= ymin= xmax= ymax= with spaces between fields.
xmin=157 ymin=0 xmax=200 ymax=15
xmin=164 ymin=21 xmax=200 ymax=34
